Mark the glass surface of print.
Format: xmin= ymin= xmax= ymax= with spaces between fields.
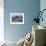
xmin=10 ymin=13 xmax=24 ymax=24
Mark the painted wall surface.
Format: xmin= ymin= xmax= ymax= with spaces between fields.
xmin=40 ymin=0 xmax=46 ymax=27
xmin=4 ymin=0 xmax=40 ymax=42
xmin=0 ymin=0 xmax=4 ymax=42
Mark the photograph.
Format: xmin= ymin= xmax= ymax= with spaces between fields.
xmin=10 ymin=13 xmax=24 ymax=24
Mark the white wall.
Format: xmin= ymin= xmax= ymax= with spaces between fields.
xmin=0 ymin=0 xmax=4 ymax=44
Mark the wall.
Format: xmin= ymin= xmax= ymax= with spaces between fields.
xmin=40 ymin=0 xmax=46 ymax=27
xmin=0 ymin=0 xmax=4 ymax=42
xmin=4 ymin=0 xmax=40 ymax=42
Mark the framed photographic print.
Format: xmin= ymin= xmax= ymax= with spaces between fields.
xmin=10 ymin=13 xmax=24 ymax=24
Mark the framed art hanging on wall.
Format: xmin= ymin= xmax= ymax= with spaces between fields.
xmin=10 ymin=13 xmax=24 ymax=24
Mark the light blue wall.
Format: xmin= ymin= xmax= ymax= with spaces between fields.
xmin=40 ymin=0 xmax=46 ymax=27
xmin=4 ymin=0 xmax=40 ymax=42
